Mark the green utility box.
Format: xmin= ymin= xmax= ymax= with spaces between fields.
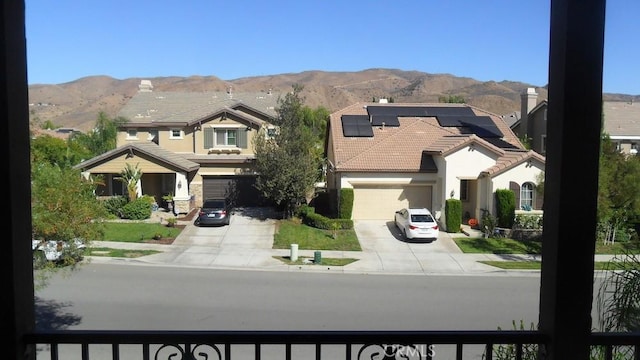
xmin=314 ymin=251 xmax=322 ymax=264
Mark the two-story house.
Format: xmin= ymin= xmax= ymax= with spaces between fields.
xmin=513 ymin=87 xmax=640 ymax=156
xmin=74 ymin=81 xmax=280 ymax=214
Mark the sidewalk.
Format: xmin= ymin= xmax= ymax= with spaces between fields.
xmin=89 ymin=217 xmax=617 ymax=276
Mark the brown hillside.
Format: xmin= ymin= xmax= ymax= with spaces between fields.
xmin=27 ymin=68 xmax=638 ymax=132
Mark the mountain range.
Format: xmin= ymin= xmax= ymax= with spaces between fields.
xmin=27 ymin=68 xmax=639 ymax=132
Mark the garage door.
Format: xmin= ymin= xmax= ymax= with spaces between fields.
xmin=351 ymin=184 xmax=432 ymax=220
xmin=203 ymin=175 xmax=267 ymax=207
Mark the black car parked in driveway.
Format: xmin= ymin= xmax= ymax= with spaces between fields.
xmin=195 ymin=198 xmax=232 ymax=226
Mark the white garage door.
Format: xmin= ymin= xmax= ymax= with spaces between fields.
xmin=351 ymin=184 xmax=433 ymax=220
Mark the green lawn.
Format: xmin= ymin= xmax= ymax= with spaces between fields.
xmin=459 ymin=236 xmax=640 ymax=270
xmin=273 ymin=219 xmax=362 ymax=251
xmin=453 ymin=236 xmax=640 ymax=255
xmin=481 ymin=260 xmax=640 ymax=271
xmin=102 ymin=222 xmax=182 ymax=242
xmin=272 ymin=255 xmax=359 ymax=266
xmin=454 ymin=237 xmax=542 ymax=254
xmin=86 ymin=247 xmax=161 ymax=258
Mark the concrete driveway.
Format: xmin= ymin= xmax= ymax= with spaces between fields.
xmin=346 ymin=220 xmax=499 ymax=274
xmin=150 ymin=207 xmax=283 ymax=269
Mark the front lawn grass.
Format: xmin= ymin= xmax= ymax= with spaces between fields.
xmin=102 ymin=222 xmax=182 ymax=242
xmin=85 ymin=247 xmax=161 ymax=258
xmin=272 ymin=256 xmax=359 ymax=266
xmin=273 ymin=219 xmax=361 ymax=251
xmin=454 ymin=237 xmax=542 ymax=254
xmin=454 ymin=237 xmax=640 ymax=255
xmin=481 ymin=260 xmax=640 ymax=271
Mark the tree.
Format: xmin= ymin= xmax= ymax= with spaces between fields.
xmin=31 ymin=134 xmax=92 ymax=168
xmin=31 ymin=162 xmax=107 ymax=287
xmin=597 ymin=134 xmax=640 ymax=244
xmin=70 ymin=111 xmax=128 ymax=157
xmin=254 ymin=84 xmax=320 ymax=217
xmin=438 ymin=94 xmax=466 ymax=103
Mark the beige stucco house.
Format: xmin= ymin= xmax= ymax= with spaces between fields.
xmin=74 ymin=81 xmax=280 ymax=214
xmin=324 ymin=102 xmax=546 ymax=229
xmin=513 ymin=87 xmax=640 ymax=156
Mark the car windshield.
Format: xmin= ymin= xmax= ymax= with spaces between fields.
xmin=411 ymin=214 xmax=434 ymax=223
xmin=204 ymin=200 xmax=225 ymax=208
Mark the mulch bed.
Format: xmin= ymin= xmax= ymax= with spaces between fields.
xmin=142 ymin=224 xmax=186 ymax=245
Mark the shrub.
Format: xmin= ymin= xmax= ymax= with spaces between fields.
xmin=166 ymin=217 xmax=177 ymax=227
xmin=120 ymin=198 xmax=152 ymax=220
xmin=297 ymin=205 xmax=353 ymax=230
xmin=495 ymin=189 xmax=516 ymax=228
xmin=513 ymin=214 xmax=543 ymax=230
xmin=101 ymin=196 xmax=128 ymax=217
xmin=338 ymin=188 xmax=354 ymax=219
xmin=445 ymin=198 xmax=462 ymax=233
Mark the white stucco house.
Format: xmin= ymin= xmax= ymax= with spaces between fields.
xmin=324 ymin=102 xmax=546 ymax=230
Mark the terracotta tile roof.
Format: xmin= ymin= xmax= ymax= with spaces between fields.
xmin=481 ymin=150 xmax=546 ymax=177
xmin=328 ymin=102 xmax=528 ymax=172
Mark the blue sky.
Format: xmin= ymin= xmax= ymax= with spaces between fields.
xmin=25 ymin=1 xmax=639 ymax=95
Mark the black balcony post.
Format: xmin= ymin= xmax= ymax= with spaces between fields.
xmin=539 ymin=0 xmax=606 ymax=358
xmin=2 ymin=1 xmax=37 ymax=360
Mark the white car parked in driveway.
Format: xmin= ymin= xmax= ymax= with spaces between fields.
xmin=394 ymin=208 xmax=439 ymax=241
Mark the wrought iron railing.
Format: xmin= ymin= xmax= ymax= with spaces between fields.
xmin=25 ymin=330 xmax=640 ymax=359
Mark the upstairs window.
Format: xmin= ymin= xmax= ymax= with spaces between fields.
xmin=126 ymin=129 xmax=138 ymax=140
xmin=204 ymin=127 xmax=248 ymax=149
xmin=169 ymin=129 xmax=183 ymax=139
xmin=217 ymin=129 xmax=237 ymax=146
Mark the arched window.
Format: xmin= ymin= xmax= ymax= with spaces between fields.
xmin=520 ymin=182 xmax=535 ymax=210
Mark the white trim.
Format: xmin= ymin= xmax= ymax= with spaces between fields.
xmin=610 ymin=135 xmax=640 ymax=140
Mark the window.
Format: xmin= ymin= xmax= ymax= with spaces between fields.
xmin=126 ymin=129 xmax=138 ymax=140
xmin=520 ymin=182 xmax=534 ymax=210
xmin=216 ymin=129 xmax=237 ymax=146
xmin=541 ymin=135 xmax=547 ymax=153
xmin=204 ymin=128 xmax=247 ymax=148
xmin=460 ymin=180 xmax=469 ymax=201
xmin=170 ymin=129 xmax=183 ymax=139
xmin=267 ymin=127 xmax=277 ymax=138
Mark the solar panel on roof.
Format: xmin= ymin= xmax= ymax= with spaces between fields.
xmin=371 ymin=115 xmax=400 ymax=127
xmin=436 ymin=115 xmax=465 ymax=127
xmin=367 ymin=106 xmax=429 ymax=117
xmin=459 ymin=116 xmax=504 ymax=138
xmin=425 ymin=106 xmax=475 ymax=117
xmin=341 ymin=115 xmax=373 ymax=137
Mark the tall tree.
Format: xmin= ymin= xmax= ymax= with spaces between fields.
xmin=254 ymin=84 xmax=320 ymax=217
xmin=70 ymin=111 xmax=128 ymax=157
xmin=597 ymin=134 xmax=640 ymax=243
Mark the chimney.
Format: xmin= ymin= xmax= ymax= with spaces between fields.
xmin=138 ymin=80 xmax=153 ymax=92
xmin=520 ymin=88 xmax=538 ymax=138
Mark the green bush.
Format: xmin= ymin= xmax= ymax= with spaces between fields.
xmin=298 ymin=205 xmax=353 ymax=230
xmin=338 ymin=188 xmax=354 ymax=219
xmin=101 ymin=196 xmax=128 ymax=217
xmin=120 ymin=198 xmax=152 ymax=220
xmin=495 ymin=189 xmax=516 ymax=228
xmin=445 ymin=198 xmax=462 ymax=233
